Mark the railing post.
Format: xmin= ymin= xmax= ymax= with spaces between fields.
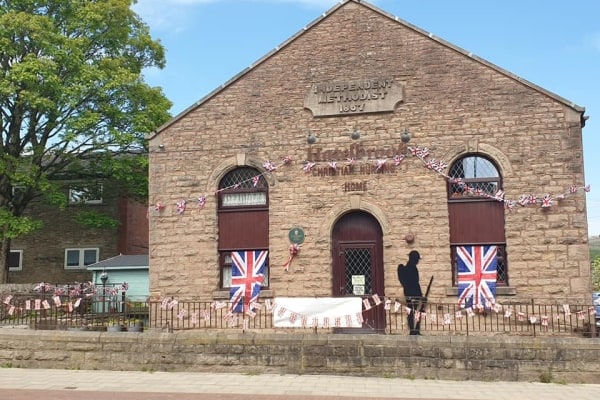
xmin=531 ymin=298 xmax=536 ymax=337
xmin=121 ymin=290 xmax=126 ymax=316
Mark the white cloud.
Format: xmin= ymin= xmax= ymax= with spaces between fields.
xmin=264 ymin=0 xmax=340 ymax=6
xmin=589 ymin=32 xmax=600 ymax=52
xmin=154 ymin=0 xmax=338 ymax=6
xmin=133 ymin=0 xmax=341 ymax=34
xmin=132 ymin=0 xmax=207 ymax=34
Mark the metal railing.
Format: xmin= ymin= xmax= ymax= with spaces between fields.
xmin=147 ymin=299 xmax=599 ymax=337
xmin=1 ymin=292 xmax=597 ymax=337
xmin=0 ymin=288 xmax=148 ymax=331
xmin=386 ymin=300 xmax=598 ymax=337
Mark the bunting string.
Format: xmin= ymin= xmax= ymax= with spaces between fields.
xmin=406 ymin=146 xmax=590 ymax=211
xmin=0 ymin=282 xmax=129 ymax=317
xmin=147 ymin=294 xmax=596 ymax=333
xmin=150 ymin=145 xmax=590 ymax=216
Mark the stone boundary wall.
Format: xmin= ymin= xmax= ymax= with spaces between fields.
xmin=0 ymin=284 xmax=35 ymax=293
xmin=0 ymin=328 xmax=599 ymax=383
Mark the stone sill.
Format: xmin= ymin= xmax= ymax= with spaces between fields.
xmin=444 ymin=286 xmax=516 ymax=296
xmin=214 ymin=287 xmax=516 ymax=301
xmin=213 ymin=290 xmax=274 ymax=300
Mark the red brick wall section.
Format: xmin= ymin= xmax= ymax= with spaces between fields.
xmin=118 ymin=198 xmax=149 ymax=255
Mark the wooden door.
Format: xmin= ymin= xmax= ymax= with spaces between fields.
xmin=332 ymin=211 xmax=385 ymax=333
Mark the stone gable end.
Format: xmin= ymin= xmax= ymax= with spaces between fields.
xmin=148 ymin=0 xmax=589 ymax=307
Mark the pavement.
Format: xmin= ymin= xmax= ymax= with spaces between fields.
xmin=1 ymin=368 xmax=599 ymax=400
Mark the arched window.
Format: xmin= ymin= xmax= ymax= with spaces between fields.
xmin=448 ymin=156 xmax=500 ymax=198
xmin=217 ymin=167 xmax=269 ymax=289
xmin=447 ymin=155 xmax=508 ymax=286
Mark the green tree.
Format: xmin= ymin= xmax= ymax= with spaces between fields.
xmin=592 ymin=257 xmax=600 ymax=292
xmin=0 ymin=0 xmax=172 ymax=282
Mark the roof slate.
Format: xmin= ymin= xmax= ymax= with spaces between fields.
xmin=87 ymin=254 xmax=149 ymax=269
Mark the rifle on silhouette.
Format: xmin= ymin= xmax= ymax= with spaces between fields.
xmin=415 ymin=275 xmax=434 ymax=331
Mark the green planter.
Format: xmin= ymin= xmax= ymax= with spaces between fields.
xmin=107 ymin=324 xmax=125 ymax=332
xmin=128 ymin=322 xmax=144 ymax=332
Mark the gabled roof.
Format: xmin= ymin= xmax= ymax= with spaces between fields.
xmin=149 ymin=0 xmax=585 ymax=139
xmin=86 ymin=254 xmax=149 ymax=270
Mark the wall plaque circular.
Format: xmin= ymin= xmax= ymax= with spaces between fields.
xmin=288 ymin=227 xmax=305 ymax=244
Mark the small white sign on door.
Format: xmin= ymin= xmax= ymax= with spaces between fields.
xmin=351 ymin=275 xmax=365 ymax=285
xmin=353 ymin=285 xmax=365 ymax=295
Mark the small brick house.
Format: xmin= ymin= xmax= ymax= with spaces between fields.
xmin=9 ymin=179 xmax=148 ymax=284
xmin=147 ymin=0 xmax=590 ymax=331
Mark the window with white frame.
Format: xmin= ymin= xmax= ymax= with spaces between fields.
xmin=65 ymin=248 xmax=99 ymax=269
xmin=217 ymin=167 xmax=269 ymax=289
xmin=220 ymin=252 xmax=269 ymax=289
xmin=12 ymin=185 xmax=26 ymax=196
xmin=69 ymin=183 xmax=103 ymax=204
xmin=8 ymin=250 xmax=23 ymax=271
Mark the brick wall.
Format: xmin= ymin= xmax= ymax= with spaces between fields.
xmin=10 ymin=181 xmax=148 ymax=284
xmin=10 ymin=181 xmax=122 ymax=284
xmin=148 ymin=2 xmax=590 ymax=304
xmin=1 ymin=329 xmax=598 ymax=383
xmin=118 ymin=198 xmax=149 ymax=255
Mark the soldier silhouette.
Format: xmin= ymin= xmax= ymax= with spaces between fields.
xmin=397 ymin=250 xmax=424 ymax=335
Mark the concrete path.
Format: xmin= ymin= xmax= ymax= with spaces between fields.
xmin=0 ymin=368 xmax=599 ymax=400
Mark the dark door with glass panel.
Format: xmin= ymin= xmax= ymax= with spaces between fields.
xmin=332 ymin=211 xmax=385 ymax=333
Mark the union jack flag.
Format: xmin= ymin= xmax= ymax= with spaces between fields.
xmin=457 ymin=245 xmax=498 ymax=308
xmin=230 ymin=250 xmax=268 ymax=313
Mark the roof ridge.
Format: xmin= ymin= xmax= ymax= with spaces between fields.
xmin=148 ymin=0 xmax=584 ymax=138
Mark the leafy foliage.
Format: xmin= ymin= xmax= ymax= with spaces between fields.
xmin=0 ymin=0 xmax=172 ymax=279
xmin=0 ymin=208 xmax=42 ymax=239
xmin=590 ymin=237 xmax=600 ymax=291
xmin=73 ymin=210 xmax=120 ymax=229
xmin=592 ymin=256 xmax=600 ymax=292
xmin=590 ymin=237 xmax=600 ymax=261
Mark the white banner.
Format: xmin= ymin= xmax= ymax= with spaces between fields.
xmin=273 ymin=297 xmax=363 ymax=328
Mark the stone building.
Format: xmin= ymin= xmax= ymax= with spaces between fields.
xmin=147 ymin=0 xmax=590 ymax=331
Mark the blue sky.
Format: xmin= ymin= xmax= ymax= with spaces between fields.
xmin=133 ymin=0 xmax=600 ymax=237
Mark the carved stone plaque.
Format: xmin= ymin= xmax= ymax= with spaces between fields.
xmin=304 ymin=77 xmax=403 ymax=117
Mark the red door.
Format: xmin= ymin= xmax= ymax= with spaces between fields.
xmin=332 ymin=211 xmax=385 ymax=333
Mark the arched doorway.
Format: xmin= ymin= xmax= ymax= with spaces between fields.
xmin=331 ymin=211 xmax=385 ymax=333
